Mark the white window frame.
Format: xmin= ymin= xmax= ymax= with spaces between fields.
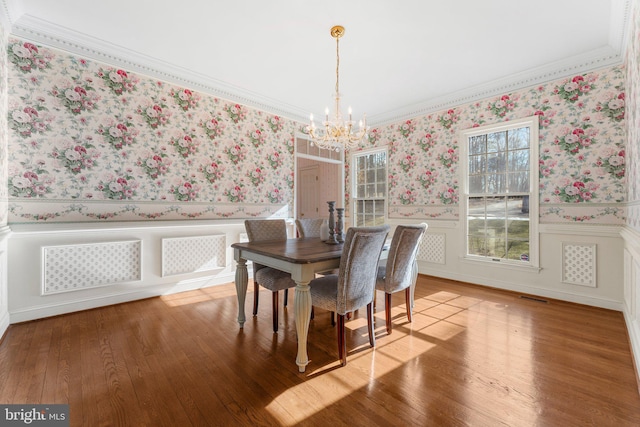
xmin=459 ymin=116 xmax=540 ymax=270
xmin=351 ymin=147 xmax=388 ymax=227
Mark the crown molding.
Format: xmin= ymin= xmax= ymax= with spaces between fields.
xmin=4 ymin=0 xmax=633 ymax=128
xmin=370 ymin=45 xmax=623 ymax=127
xmin=9 ymin=13 xmax=311 ymax=124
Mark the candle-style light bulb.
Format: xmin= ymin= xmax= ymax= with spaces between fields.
xmin=348 ymin=106 xmax=352 ymax=121
xmin=325 ymin=107 xmax=329 ymax=121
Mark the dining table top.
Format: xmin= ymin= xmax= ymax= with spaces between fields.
xmin=231 ymin=237 xmax=344 ymax=264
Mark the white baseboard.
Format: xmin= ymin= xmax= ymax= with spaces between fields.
xmin=624 ymin=307 xmax=640 ymax=393
xmin=9 ymin=272 xmax=238 ymax=323
xmin=0 ymin=310 xmax=9 ymax=340
xmin=421 ymin=267 xmax=624 ymax=311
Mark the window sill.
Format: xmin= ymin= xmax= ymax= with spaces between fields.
xmin=459 ymin=256 xmax=542 ymax=273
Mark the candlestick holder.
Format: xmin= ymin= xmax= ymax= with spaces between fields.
xmin=335 ymin=208 xmax=344 ymax=243
xmin=326 ymin=201 xmax=339 ymax=245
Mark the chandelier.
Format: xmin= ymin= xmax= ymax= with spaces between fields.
xmin=308 ymin=25 xmax=367 ymax=151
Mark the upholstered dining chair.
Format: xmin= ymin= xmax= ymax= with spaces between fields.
xmin=295 ymin=218 xmax=325 ymax=238
xmin=296 ymin=218 xmax=338 ymax=281
xmin=375 ymin=223 xmax=427 ymax=334
xmin=244 ymin=219 xmax=297 ymax=333
xmin=309 ymin=225 xmax=389 ymax=366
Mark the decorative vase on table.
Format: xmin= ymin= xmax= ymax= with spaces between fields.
xmin=320 ymin=219 xmax=330 ymax=241
xmin=326 ymin=201 xmax=339 ymax=245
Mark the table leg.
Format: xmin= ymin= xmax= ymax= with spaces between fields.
xmin=294 ymin=280 xmax=312 ymax=373
xmin=235 ymin=258 xmax=248 ymax=328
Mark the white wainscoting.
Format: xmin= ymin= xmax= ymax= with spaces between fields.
xmin=42 ymin=240 xmax=142 ymax=294
xmin=0 ymin=227 xmax=10 ymax=339
xmin=162 ymin=234 xmax=226 ymax=277
xmin=7 ymin=220 xmax=250 ymax=323
xmin=621 ymin=226 xmax=640 ymax=383
xmin=387 ymin=219 xmax=625 ymax=310
xmin=417 ymin=232 xmax=446 ymax=265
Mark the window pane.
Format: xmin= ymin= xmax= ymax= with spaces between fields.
xmin=378 ymin=183 xmax=386 ymax=197
xmin=296 ymin=138 xmax=308 ymax=154
xmin=507 ymin=196 xmax=529 ymax=220
xmin=507 ymin=240 xmax=530 ymax=261
xmin=485 ymin=196 xmax=505 ymax=217
xmin=486 ymin=173 xmax=506 ymax=193
xmin=469 ymin=135 xmax=486 ymax=155
xmin=357 ymin=184 xmax=365 ymax=198
xmin=508 ymin=127 xmax=530 ymax=150
xmin=508 ymin=149 xmax=529 ymax=171
xmin=486 ymin=218 xmax=506 ymax=258
xmin=364 ymin=184 xmax=374 ymax=197
xmin=364 ymin=200 xmax=373 ymax=215
xmin=366 ymin=169 xmax=375 ymax=184
xmin=468 ymin=217 xmax=485 ymax=236
xmin=508 ymin=172 xmax=529 ymax=193
xmin=308 ymin=143 xmax=320 ymax=157
xmin=487 ymin=152 xmax=507 ymax=174
xmin=468 ymin=234 xmax=487 ymax=257
xmin=468 ymin=197 xmax=486 ymax=216
xmin=469 ymin=154 xmax=485 ymax=175
xmin=487 ymin=131 xmax=507 ymax=152
xmin=469 ymin=175 xmax=485 ymax=193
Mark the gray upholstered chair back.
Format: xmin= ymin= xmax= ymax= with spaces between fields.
xmin=295 ymin=218 xmax=324 ymax=238
xmin=335 ymin=225 xmax=389 ymax=314
xmin=244 ymin=219 xmax=288 ymax=275
xmin=380 ymin=223 xmax=427 ymax=294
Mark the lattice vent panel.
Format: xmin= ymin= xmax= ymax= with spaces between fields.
xmin=162 ymin=234 xmax=226 ymax=277
xmin=416 ymin=233 xmax=446 ymax=264
xmin=562 ymin=242 xmax=597 ymax=287
xmin=42 ymin=240 xmax=142 ymax=295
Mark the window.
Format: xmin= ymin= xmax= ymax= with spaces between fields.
xmin=460 ymin=116 xmax=539 ymax=267
xmin=352 ymin=149 xmax=387 ymax=226
xmin=296 ymin=135 xmax=343 ymax=162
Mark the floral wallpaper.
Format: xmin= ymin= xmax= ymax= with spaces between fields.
xmin=6 ymin=39 xmax=297 ymax=223
xmin=363 ymin=66 xmax=627 ymax=225
xmin=3 ymin=31 xmax=632 ymax=226
xmin=626 ymin=0 xmax=640 ymax=231
xmin=0 ymin=21 xmax=7 ymax=227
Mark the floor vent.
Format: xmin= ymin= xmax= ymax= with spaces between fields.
xmin=519 ymin=295 xmax=549 ymax=303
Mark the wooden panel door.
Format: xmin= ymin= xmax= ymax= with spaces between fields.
xmin=298 ymin=165 xmax=320 ymax=218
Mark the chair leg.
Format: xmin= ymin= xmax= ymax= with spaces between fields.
xmin=337 ymin=314 xmax=346 ymax=366
xmin=367 ymin=302 xmax=375 ymax=348
xmin=253 ymin=281 xmax=259 ymax=316
xmin=385 ymin=293 xmax=393 ymax=334
xmin=330 ymin=311 xmax=335 ymax=327
xmin=272 ymin=291 xmax=279 ymax=333
xmin=284 ymin=289 xmax=288 ymax=307
xmin=405 ymin=288 xmax=412 ymax=323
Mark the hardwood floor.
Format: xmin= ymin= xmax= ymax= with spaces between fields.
xmin=1 ymin=275 xmax=639 ymax=426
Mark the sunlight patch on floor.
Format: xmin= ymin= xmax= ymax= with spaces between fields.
xmin=160 ymin=286 xmax=239 ymax=306
xmin=266 ymin=292 xmax=486 ymax=426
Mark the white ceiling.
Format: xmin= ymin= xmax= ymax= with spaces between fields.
xmin=1 ymin=0 xmax=632 ymax=126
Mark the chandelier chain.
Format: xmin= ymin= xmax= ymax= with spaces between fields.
xmin=335 ymin=37 xmax=340 ymax=97
xmin=307 ymin=25 xmax=368 ymax=152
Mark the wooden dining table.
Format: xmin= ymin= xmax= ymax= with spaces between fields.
xmin=231 ymin=237 xmax=344 ymax=372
